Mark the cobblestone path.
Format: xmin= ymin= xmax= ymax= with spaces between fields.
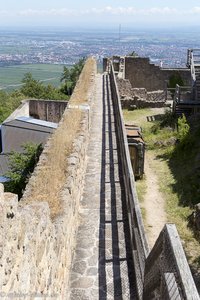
xmin=69 ymin=73 xmax=137 ymax=299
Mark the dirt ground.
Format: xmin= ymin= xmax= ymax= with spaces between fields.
xmin=124 ymin=107 xmax=200 ymax=292
xmin=126 ymin=107 xmax=167 ymax=248
xmin=141 ymin=151 xmax=167 ymax=248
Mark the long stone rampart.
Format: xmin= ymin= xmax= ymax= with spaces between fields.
xmin=0 ymin=58 xmax=97 ymax=299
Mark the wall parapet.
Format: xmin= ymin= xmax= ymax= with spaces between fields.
xmin=0 ymin=58 xmax=97 ymax=299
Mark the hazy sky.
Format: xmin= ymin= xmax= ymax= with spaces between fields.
xmin=0 ymin=0 xmax=200 ymax=27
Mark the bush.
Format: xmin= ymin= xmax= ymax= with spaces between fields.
xmin=0 ymin=90 xmax=23 ymax=123
xmin=20 ymin=72 xmax=68 ymax=100
xmin=177 ymin=114 xmax=190 ymax=143
xmin=4 ymin=143 xmax=43 ymax=198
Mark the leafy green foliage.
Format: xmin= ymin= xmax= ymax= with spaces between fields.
xmin=177 ymin=114 xmax=190 ymax=143
xmin=168 ymin=72 xmax=184 ymax=89
xmin=0 ymin=90 xmax=24 ymax=123
xmin=168 ymin=73 xmax=184 ymax=98
xmin=159 ymin=110 xmax=177 ymax=129
xmin=4 ymin=143 xmax=43 ymax=198
xmin=148 ymin=113 xmax=199 ymax=207
xmin=20 ymin=72 xmax=68 ymax=100
xmin=60 ymin=58 xmax=86 ymax=95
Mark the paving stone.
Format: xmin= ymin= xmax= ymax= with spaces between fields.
xmin=72 ymin=261 xmax=87 ymax=275
xmin=68 ymin=73 xmax=136 ymax=299
xmin=71 ymin=277 xmax=94 ymax=289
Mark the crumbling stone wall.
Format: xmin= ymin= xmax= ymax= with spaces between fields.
xmin=0 ymin=61 xmax=97 ymax=299
xmin=124 ymin=56 xmax=191 ymax=91
xmin=0 ymin=113 xmax=89 ymax=299
xmin=117 ymin=78 xmax=166 ymax=109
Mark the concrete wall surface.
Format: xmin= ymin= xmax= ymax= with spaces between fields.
xmin=29 ymin=100 xmax=67 ymax=123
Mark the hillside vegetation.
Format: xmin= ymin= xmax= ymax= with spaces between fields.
xmin=0 ymin=90 xmax=24 ymax=123
xmin=123 ymin=108 xmax=200 ymax=275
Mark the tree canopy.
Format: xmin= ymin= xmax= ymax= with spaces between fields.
xmin=20 ymin=72 xmax=68 ymax=100
xmin=60 ymin=58 xmax=86 ymax=95
xmin=0 ymin=90 xmax=23 ymax=123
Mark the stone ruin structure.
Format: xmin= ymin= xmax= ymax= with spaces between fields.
xmin=116 ymin=77 xmax=167 ymax=109
xmin=104 ymin=55 xmax=191 ymax=110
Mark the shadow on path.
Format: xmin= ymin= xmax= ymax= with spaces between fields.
xmin=98 ymin=74 xmax=137 ymax=299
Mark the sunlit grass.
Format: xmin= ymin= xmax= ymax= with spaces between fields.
xmin=123 ymin=107 xmax=200 ymax=269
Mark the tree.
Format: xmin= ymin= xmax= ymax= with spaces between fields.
xmin=60 ymin=58 xmax=86 ymax=95
xmin=168 ymin=73 xmax=184 ymax=89
xmin=20 ymin=72 xmax=68 ymax=100
xmin=0 ymin=90 xmax=23 ymax=123
xmin=20 ymin=73 xmax=44 ymax=98
xmin=4 ymin=143 xmax=43 ymax=198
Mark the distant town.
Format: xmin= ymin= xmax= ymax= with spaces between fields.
xmin=0 ymin=27 xmax=200 ymax=69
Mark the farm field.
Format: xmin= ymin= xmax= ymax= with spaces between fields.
xmin=0 ymin=64 xmax=67 ymax=91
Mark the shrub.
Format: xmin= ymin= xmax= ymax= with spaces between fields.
xmin=4 ymin=143 xmax=43 ymax=198
xmin=177 ymin=114 xmax=190 ymax=143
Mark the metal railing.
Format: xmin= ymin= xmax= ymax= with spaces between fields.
xmin=109 ymin=61 xmax=150 ymax=299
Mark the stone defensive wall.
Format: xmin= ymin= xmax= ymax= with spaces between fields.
xmin=124 ymin=56 xmax=191 ymax=91
xmin=0 ymin=58 xmax=97 ymax=299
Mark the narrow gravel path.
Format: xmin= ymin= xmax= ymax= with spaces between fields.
xmin=142 ymin=151 xmax=167 ymax=249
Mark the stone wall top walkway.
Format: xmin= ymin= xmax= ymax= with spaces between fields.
xmin=68 ymin=73 xmax=137 ymax=300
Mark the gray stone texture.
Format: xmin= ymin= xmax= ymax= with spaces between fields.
xmin=68 ymin=74 xmax=136 ymax=299
xmin=124 ymin=56 xmax=191 ymax=92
